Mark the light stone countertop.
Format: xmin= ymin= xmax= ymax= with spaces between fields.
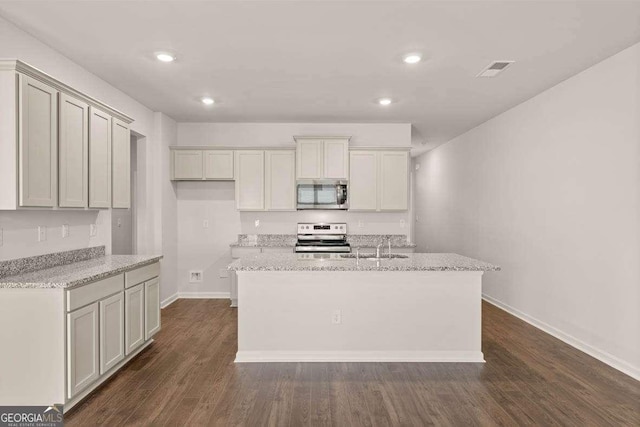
xmin=229 ymin=234 xmax=417 ymax=248
xmin=228 ymin=253 xmax=499 ymax=272
xmin=0 ymin=255 xmax=163 ymax=289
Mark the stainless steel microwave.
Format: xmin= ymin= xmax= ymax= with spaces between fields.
xmin=296 ymin=180 xmax=348 ymax=210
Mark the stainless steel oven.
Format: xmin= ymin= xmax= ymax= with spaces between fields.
xmin=296 ymin=180 xmax=348 ymax=210
xmin=295 ymin=223 xmax=351 ymax=253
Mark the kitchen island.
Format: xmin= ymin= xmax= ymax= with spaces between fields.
xmin=228 ymin=253 xmax=499 ymax=363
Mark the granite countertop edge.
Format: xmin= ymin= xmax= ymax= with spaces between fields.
xmin=228 ymin=253 xmax=500 ymax=273
xmin=229 ymin=242 xmax=418 ymax=248
xmin=0 ymin=255 xmax=164 ymax=289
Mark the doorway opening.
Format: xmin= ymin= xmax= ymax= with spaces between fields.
xmin=111 ymin=133 xmax=138 ymax=254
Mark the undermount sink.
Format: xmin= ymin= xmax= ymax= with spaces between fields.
xmin=340 ymin=254 xmax=409 ymax=260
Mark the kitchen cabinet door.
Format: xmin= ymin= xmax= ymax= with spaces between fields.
xmin=349 ymin=151 xmax=378 ymax=210
xmin=99 ymin=292 xmax=124 ymax=374
xmin=144 ymin=277 xmax=161 ymax=340
xmin=125 ymin=283 xmax=145 ymax=355
xmin=379 ymin=151 xmax=408 ymax=210
xmin=89 ymin=106 xmax=112 ymax=208
xmin=204 ymin=150 xmax=234 ymax=179
xmin=296 ymin=139 xmax=323 ymax=179
xmin=112 ymin=118 xmax=130 ymax=208
xmin=19 ymin=74 xmax=58 ymax=207
xmin=235 ymin=150 xmax=264 ymax=210
xmin=67 ymin=302 xmax=99 ymax=398
xmin=323 ymin=139 xmax=349 ymax=179
xmin=265 ymin=150 xmax=295 ymax=210
xmin=172 ymin=150 xmax=203 ymax=180
xmin=58 ymin=93 xmax=88 ymax=208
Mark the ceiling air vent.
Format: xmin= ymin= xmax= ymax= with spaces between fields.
xmin=477 ymin=60 xmax=514 ymax=77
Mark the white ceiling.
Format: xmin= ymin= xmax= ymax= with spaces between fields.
xmin=1 ymin=0 xmax=639 ymax=151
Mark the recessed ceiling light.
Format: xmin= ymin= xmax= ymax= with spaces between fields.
xmin=155 ymin=52 xmax=175 ymax=63
xmin=201 ymin=97 xmax=215 ymax=105
xmin=378 ymin=98 xmax=392 ymax=106
xmin=403 ymin=54 xmax=422 ymax=64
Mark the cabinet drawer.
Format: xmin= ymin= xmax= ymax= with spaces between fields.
xmin=67 ymin=274 xmax=124 ymax=312
xmin=125 ymin=262 xmax=160 ymax=288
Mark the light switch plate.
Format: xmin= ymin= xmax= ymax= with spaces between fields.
xmin=62 ymin=224 xmax=69 ymax=238
xmin=203 ymin=220 xmax=209 ymax=228
xmin=254 ymin=219 xmax=260 ymax=228
xmin=38 ymin=226 xmax=46 ymax=242
xmin=89 ymin=224 xmax=97 ymax=237
xmin=0 ymin=227 xmax=3 ymax=247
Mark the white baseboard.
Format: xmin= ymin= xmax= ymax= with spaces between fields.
xmin=178 ymin=291 xmax=230 ymax=299
xmin=161 ymin=292 xmax=231 ymax=309
xmin=482 ymin=294 xmax=640 ymax=381
xmin=235 ymin=350 xmax=485 ymax=363
xmin=161 ymin=293 xmax=179 ymax=308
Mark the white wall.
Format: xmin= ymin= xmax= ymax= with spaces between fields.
xmin=176 ymin=123 xmax=413 ymax=295
xmin=414 ymin=43 xmax=640 ymax=379
xmin=0 ymin=16 xmax=177 ymax=303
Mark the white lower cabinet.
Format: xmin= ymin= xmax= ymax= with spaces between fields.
xmin=99 ymin=292 xmax=124 ymax=374
xmin=125 ymin=283 xmax=145 ymax=355
xmin=145 ymin=277 xmax=161 ymax=340
xmin=67 ymin=302 xmax=99 ymax=399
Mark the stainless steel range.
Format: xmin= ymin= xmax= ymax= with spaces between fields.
xmin=295 ymin=223 xmax=351 ymax=253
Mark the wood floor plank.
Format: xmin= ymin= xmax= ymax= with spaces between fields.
xmin=64 ymin=299 xmax=640 ymax=427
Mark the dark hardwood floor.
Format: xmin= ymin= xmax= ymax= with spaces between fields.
xmin=65 ymin=299 xmax=640 ymax=426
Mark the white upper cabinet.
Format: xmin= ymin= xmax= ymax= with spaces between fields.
xmin=58 ymin=93 xmax=88 ymax=208
xmin=89 ymin=107 xmax=112 ymax=208
xmin=204 ymin=150 xmax=234 ymax=179
xmin=379 ymin=151 xmax=409 ymax=210
xmin=295 ymin=137 xmax=349 ymax=180
xmin=323 ymin=139 xmax=349 ymax=179
xmin=19 ymin=75 xmax=58 ymax=207
xmin=349 ymin=151 xmax=378 ymax=210
xmin=265 ymin=150 xmax=296 ymax=211
xmin=0 ymin=61 xmax=134 ymax=210
xmin=349 ymin=150 xmax=409 ymax=211
xmin=112 ymin=118 xmax=130 ymax=209
xmin=172 ymin=150 xmax=203 ymax=180
xmin=296 ymin=138 xmax=323 ymax=179
xmin=170 ymin=149 xmax=234 ymax=180
xmin=235 ymin=150 xmax=265 ymax=211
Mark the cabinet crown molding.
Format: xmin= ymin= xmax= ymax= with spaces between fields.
xmin=294 ymin=135 xmax=352 ymax=141
xmin=0 ymin=59 xmax=134 ymax=124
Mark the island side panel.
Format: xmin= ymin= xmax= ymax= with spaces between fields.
xmin=236 ymin=270 xmax=484 ymax=362
xmin=0 ymin=288 xmax=66 ymax=405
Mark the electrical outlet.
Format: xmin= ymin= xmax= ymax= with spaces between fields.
xmin=189 ymin=270 xmax=203 ymax=283
xmin=0 ymin=227 xmax=3 ymax=247
xmin=358 ymin=220 xmax=364 ymax=228
xmin=400 ymin=219 xmax=405 ymax=228
xmin=331 ymin=310 xmax=342 ymax=325
xmin=415 ymin=163 xmax=421 ymax=171
xmin=219 ymin=269 xmax=229 ymax=278
xmin=37 ymin=226 xmax=46 ymax=242
xmin=203 ymin=220 xmax=209 ymax=228
xmin=117 ymin=218 xmax=122 ymax=228
xmin=254 ymin=219 xmax=260 ymax=228
xmin=62 ymin=224 xmax=69 ymax=238
xmin=89 ymin=224 xmax=97 ymax=237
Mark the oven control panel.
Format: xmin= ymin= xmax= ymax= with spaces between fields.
xmin=297 ymin=223 xmax=347 ymax=234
